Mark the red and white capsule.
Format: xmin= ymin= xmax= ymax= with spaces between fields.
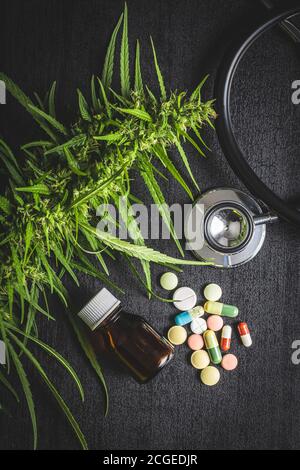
xmin=220 ymin=325 xmax=232 ymax=351
xmin=238 ymin=322 xmax=252 ymax=347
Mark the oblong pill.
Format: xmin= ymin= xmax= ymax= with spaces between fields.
xmin=203 ymin=330 xmax=222 ymax=365
xmin=238 ymin=322 xmax=252 ymax=347
xmin=167 ymin=325 xmax=187 ymax=345
xmin=204 ymin=283 xmax=222 ymax=301
xmin=173 ymin=287 xmax=197 ymax=311
xmin=200 ymin=366 xmax=220 ymax=386
xmin=207 ymin=315 xmax=224 ymax=332
xmin=175 ymin=305 xmax=204 ymax=326
xmin=220 ymin=325 xmax=232 ymax=351
xmin=160 ymin=272 xmax=178 ymax=291
xmin=187 ymin=334 xmax=204 ymax=351
xmin=221 ymin=353 xmax=238 ymax=371
xmin=204 ymin=301 xmax=238 ymax=318
xmin=191 ymin=350 xmax=210 ymax=369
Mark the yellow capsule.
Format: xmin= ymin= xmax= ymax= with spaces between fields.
xmin=203 ymin=330 xmax=222 ymax=365
xmin=204 ymin=301 xmax=238 ymax=318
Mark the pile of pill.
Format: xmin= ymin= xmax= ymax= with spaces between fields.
xmin=160 ymin=273 xmax=252 ymax=386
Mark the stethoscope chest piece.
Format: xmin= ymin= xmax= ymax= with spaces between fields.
xmin=186 ymin=187 xmax=268 ymax=268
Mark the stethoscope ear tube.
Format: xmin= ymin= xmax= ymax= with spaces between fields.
xmin=214 ymin=0 xmax=300 ymax=228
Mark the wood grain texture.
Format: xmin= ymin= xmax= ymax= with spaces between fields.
xmin=0 ymin=0 xmax=300 ymax=450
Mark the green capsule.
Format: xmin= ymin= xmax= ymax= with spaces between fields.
xmin=203 ymin=330 xmax=222 ymax=365
xmin=204 ymin=301 xmax=238 ymax=318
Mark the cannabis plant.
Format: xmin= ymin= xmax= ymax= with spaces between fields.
xmin=0 ymin=4 xmax=216 ymax=449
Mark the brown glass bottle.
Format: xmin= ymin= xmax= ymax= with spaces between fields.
xmin=78 ymin=288 xmax=174 ymax=383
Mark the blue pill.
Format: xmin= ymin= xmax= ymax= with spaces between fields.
xmin=175 ymin=311 xmax=191 ymax=326
xmin=174 ymin=306 xmax=204 ymax=326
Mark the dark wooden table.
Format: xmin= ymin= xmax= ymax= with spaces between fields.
xmin=1 ymin=0 xmax=300 ymax=450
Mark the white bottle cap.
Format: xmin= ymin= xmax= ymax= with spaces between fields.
xmin=78 ymin=288 xmax=121 ymax=331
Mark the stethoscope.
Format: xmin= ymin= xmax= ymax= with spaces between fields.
xmin=186 ymin=0 xmax=300 ymax=268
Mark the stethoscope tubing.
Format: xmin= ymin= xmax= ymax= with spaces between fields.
xmin=215 ymin=0 xmax=300 ymax=228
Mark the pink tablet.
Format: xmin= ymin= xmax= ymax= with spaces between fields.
xmin=221 ymin=353 xmax=238 ymax=371
xmin=207 ymin=315 xmax=223 ymax=332
xmin=187 ymin=334 xmax=204 ymax=351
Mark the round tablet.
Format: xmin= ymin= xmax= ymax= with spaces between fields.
xmin=207 ymin=315 xmax=224 ymax=332
xmin=191 ymin=350 xmax=210 ymax=369
xmin=160 ymin=272 xmax=178 ymax=291
xmin=190 ymin=317 xmax=207 ymax=334
xmin=221 ymin=354 xmax=238 ymax=371
xmin=204 ymin=283 xmax=222 ymax=301
xmin=167 ymin=325 xmax=187 ymax=345
xmin=200 ymin=366 xmax=220 ymax=386
xmin=187 ymin=334 xmax=204 ymax=351
xmin=173 ymin=287 xmax=197 ymax=311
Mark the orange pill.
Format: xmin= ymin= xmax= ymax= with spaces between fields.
xmin=221 ymin=353 xmax=238 ymax=371
xmin=220 ymin=325 xmax=232 ymax=351
xmin=207 ymin=315 xmax=223 ymax=332
xmin=187 ymin=334 xmax=204 ymax=351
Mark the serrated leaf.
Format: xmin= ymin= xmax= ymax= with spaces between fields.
xmin=51 ymin=244 xmax=79 ymax=286
xmin=0 ymin=139 xmax=20 ymax=169
xmin=24 ymin=221 xmax=34 ymax=264
xmin=15 ymin=183 xmax=50 ymax=195
xmin=77 ymin=89 xmax=91 ymax=122
xmin=116 ymin=194 xmax=151 ymax=295
xmin=0 ymin=142 xmax=24 ymax=186
xmin=93 ymin=133 xmax=122 ymax=141
xmin=139 ymin=157 xmax=184 ymax=257
xmin=48 ymin=81 xmax=57 ymax=117
xmin=109 ymin=87 xmax=130 ymax=106
xmin=34 ymin=92 xmax=45 ymax=111
xmin=191 ymin=74 xmax=209 ymax=100
xmin=90 ymin=76 xmax=99 ymax=113
xmin=153 ymin=144 xmax=193 ymax=200
xmin=0 ymin=75 xmax=58 ymax=142
xmin=145 ymin=85 xmax=157 ymax=104
xmin=6 ymin=281 xmax=14 ymax=320
xmin=0 ymin=158 xmax=24 ymax=186
xmin=21 ymin=140 xmax=53 ymax=151
xmin=173 ymin=136 xmax=200 ymax=191
xmin=44 ymin=135 xmax=86 ymax=156
xmin=70 ymin=163 xmax=127 ymax=209
xmin=5 ymin=323 xmax=84 ymax=402
xmin=150 ymin=37 xmax=166 ymax=100
xmin=8 ymin=332 xmax=88 ymax=450
xmin=71 ymin=259 xmax=123 ymax=293
xmin=0 ymin=73 xmax=34 ymax=112
xmin=118 ymin=107 xmax=152 ymax=122
xmin=97 ymin=78 xmax=111 ymax=118
xmin=178 ymin=128 xmax=206 ymax=157
xmin=0 ymin=195 xmax=11 ymax=214
xmin=81 ymin=222 xmax=211 ymax=266
xmin=68 ymin=313 xmax=109 ymax=416
xmin=101 ymin=13 xmax=123 ymax=89
xmin=64 ymin=147 xmax=87 ymax=176
xmin=37 ymin=248 xmax=68 ymax=302
xmin=28 ymin=104 xmax=68 ymax=136
xmin=73 ymin=232 xmax=109 ymax=276
xmin=191 ymin=124 xmax=211 ymax=151
xmin=8 ymin=341 xmax=37 ymax=449
xmin=120 ymin=3 xmax=130 ymax=97
xmin=134 ymin=40 xmax=143 ymax=94
xmin=10 ymin=245 xmax=26 ymax=292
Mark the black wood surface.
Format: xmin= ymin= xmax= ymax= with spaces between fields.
xmin=1 ymin=0 xmax=300 ymax=450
